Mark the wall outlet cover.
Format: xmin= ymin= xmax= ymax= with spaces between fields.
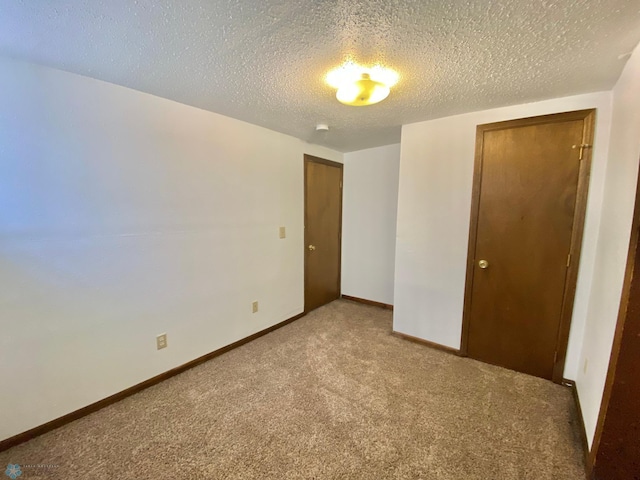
xmin=252 ymin=301 xmax=259 ymax=313
xmin=583 ymin=358 xmax=588 ymax=374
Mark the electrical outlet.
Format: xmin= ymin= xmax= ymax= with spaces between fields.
xmin=583 ymin=358 xmax=588 ymax=374
xmin=279 ymin=226 xmax=286 ymax=239
xmin=252 ymin=301 xmax=259 ymax=313
xmin=156 ymin=333 xmax=167 ymax=350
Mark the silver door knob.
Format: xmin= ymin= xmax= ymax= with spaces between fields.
xmin=308 ymin=244 xmax=316 ymax=251
xmin=478 ymin=259 xmax=489 ymax=269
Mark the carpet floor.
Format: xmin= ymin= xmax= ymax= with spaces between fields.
xmin=0 ymin=300 xmax=585 ymax=479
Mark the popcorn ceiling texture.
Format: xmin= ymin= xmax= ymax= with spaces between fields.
xmin=0 ymin=0 xmax=639 ymax=152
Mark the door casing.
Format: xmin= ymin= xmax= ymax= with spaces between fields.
xmin=460 ymin=109 xmax=596 ymax=384
xmin=589 ymin=154 xmax=640 ymax=479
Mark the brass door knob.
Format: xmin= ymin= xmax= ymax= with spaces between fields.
xmin=308 ymin=244 xmax=316 ymax=251
xmin=478 ymin=259 xmax=489 ymax=269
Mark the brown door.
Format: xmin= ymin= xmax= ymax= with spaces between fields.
xmin=590 ymin=156 xmax=640 ymax=480
xmin=304 ymin=155 xmax=343 ymax=312
xmin=462 ymin=110 xmax=595 ymax=381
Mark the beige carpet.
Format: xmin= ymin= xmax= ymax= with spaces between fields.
xmin=0 ymin=300 xmax=585 ymax=479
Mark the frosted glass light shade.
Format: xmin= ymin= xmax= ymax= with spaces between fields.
xmin=336 ymin=74 xmax=390 ymax=106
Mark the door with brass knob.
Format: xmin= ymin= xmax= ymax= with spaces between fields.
xmin=463 ymin=109 xmax=595 ymax=382
xmin=304 ymin=155 xmax=343 ymax=313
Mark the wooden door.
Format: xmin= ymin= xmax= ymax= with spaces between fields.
xmin=462 ymin=110 xmax=595 ymax=381
xmin=590 ymin=156 xmax=640 ymax=480
xmin=304 ymin=155 xmax=343 ymax=312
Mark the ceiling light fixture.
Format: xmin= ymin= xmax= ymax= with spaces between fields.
xmin=326 ymin=62 xmax=399 ymax=106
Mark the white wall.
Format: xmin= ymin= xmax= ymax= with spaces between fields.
xmin=0 ymin=56 xmax=342 ymax=441
xmin=576 ymin=46 xmax=640 ymax=446
xmin=341 ymin=144 xmax=400 ymax=305
xmin=394 ymin=92 xmax=613 ymax=379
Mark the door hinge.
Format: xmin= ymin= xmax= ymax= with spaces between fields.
xmin=554 ymin=351 xmax=558 ymax=364
xmin=572 ymin=143 xmax=592 ymax=160
xmin=566 ymin=253 xmax=571 ymax=268
xmin=339 ymin=181 xmax=343 ymax=189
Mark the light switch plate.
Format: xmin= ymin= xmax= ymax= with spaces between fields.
xmin=156 ymin=333 xmax=167 ymax=350
xmin=279 ymin=226 xmax=286 ymax=239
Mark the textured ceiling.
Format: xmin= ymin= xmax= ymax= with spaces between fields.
xmin=1 ymin=1 xmax=640 ymax=152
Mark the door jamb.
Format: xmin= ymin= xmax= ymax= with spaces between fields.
xmin=459 ymin=109 xmax=596 ymax=384
xmin=588 ymin=154 xmax=640 ymax=476
xmin=303 ymin=154 xmax=344 ymax=314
